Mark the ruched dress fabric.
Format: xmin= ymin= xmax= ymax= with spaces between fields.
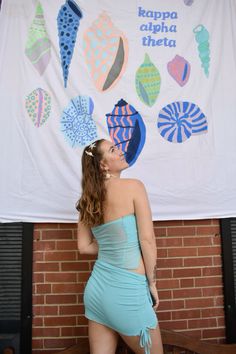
xmin=84 ymin=214 xmax=158 ymax=354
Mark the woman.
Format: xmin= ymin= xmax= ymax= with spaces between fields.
xmin=77 ymin=139 xmax=163 ymax=354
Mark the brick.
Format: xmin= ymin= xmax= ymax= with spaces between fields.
xmin=202 ymin=328 xmax=225 ymax=339
xmin=201 ymin=267 xmax=222 ymax=277
xmin=33 ymin=305 xmax=58 ymax=316
xmin=180 ymin=279 xmax=194 ymax=288
xmin=61 ymin=326 xmax=88 ymax=337
xmin=158 ymin=290 xmax=172 ymax=299
xmin=184 ymin=257 xmax=212 ymax=267
xmin=168 ymin=247 xmax=197 ymax=258
xmin=161 ymin=320 xmax=187 ymax=330
xmin=183 ymin=237 xmax=212 ymax=247
xmin=32 ymin=317 xmax=43 ymax=327
xmin=32 ymin=339 xmax=43 ymax=349
xmin=32 ymin=327 xmax=60 ymax=338
xmin=157 ymin=258 xmax=183 ymax=268
xmin=156 ymin=237 xmax=183 ymax=247
xmin=77 ymin=315 xmax=88 ymax=326
xmin=34 ymin=241 xmax=56 ymax=251
xmin=188 ymin=318 xmax=217 ymax=329
xmin=158 ymin=300 xmax=184 ymax=311
xmin=156 ymin=220 xmax=183 ymax=227
xmin=33 ymin=295 xmax=45 ymax=305
xmin=56 ymin=240 xmax=77 ymax=250
xmin=61 ymin=261 xmax=90 ymax=271
xmin=33 ymin=273 xmax=44 ymax=283
xmin=59 ymin=305 xmax=84 ymax=315
xmin=156 ymin=269 xmax=172 ymax=278
xmin=156 ymin=279 xmax=180 ymax=289
xmin=52 ymin=283 xmax=84 ymax=293
xmin=173 ymin=268 xmax=201 ymax=278
xmin=36 ymin=284 xmax=51 ymax=294
xmin=183 ymin=220 xmax=212 ymax=226
xmin=44 ymin=316 xmax=77 ymax=327
xmin=33 ymin=252 xmax=44 ymax=262
xmin=173 ymin=288 xmax=202 ymax=299
xmin=34 ymin=230 xmax=41 ymax=241
xmin=196 ymin=226 xmax=220 ymax=236
xmin=182 ymin=329 xmax=202 ymax=338
xmin=44 ymin=251 xmax=76 ymax=261
xmin=213 ymin=256 xmax=222 ymax=266
xmin=34 ymin=223 xmax=59 ymax=230
xmin=42 ymin=230 xmax=73 ymax=240
xmin=172 ymin=309 xmax=200 ymax=320
xmin=185 ymin=298 xmax=214 ymax=309
xmin=44 ymin=338 xmax=76 ymax=349
xmin=167 ymin=227 xmax=195 ymax=236
xmin=195 ymin=277 xmax=223 ymax=287
xmin=77 ymin=272 xmax=90 ymax=282
xmin=156 ymin=249 xmax=168 ymax=257
xmin=198 ymin=246 xmax=221 ymax=256
xmin=154 ymin=227 xmax=167 ymax=237
xmin=46 ymin=295 xmax=77 ymax=304
xmin=59 ymin=223 xmax=77 ymax=229
xmin=33 ymin=262 xmax=60 ymax=272
xmin=45 ymin=273 xmax=77 ymax=283
xmin=158 ymin=312 xmax=171 ymax=321
xmin=201 ymin=307 xmax=225 ymax=318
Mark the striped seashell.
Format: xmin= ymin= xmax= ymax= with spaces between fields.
xmin=106 ymin=99 xmax=146 ymax=166
xmin=193 ymin=24 xmax=210 ymax=77
xmin=60 ymin=96 xmax=97 ymax=147
xmin=167 ymin=55 xmax=191 ymax=87
xmin=183 ymin=0 xmax=194 ymax=5
xmin=25 ymin=2 xmax=51 ymax=75
xmin=135 ymin=54 xmax=161 ymax=107
xmin=157 ymin=101 xmax=207 ymax=143
xmin=25 ymin=88 xmax=51 ymax=127
xmin=83 ymin=12 xmax=128 ymax=91
xmin=57 ymin=0 xmax=83 ymax=88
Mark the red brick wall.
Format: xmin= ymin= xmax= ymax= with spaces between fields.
xmin=32 ymin=219 xmax=225 ymax=353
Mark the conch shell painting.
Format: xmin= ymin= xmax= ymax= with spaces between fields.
xmin=60 ymin=96 xmax=97 ymax=147
xmin=135 ymin=54 xmax=161 ymax=107
xmin=25 ymin=2 xmax=51 ymax=75
xmin=106 ymin=99 xmax=146 ymax=166
xmin=57 ymin=0 xmax=83 ymax=88
xmin=25 ymin=88 xmax=51 ymax=127
xmin=193 ymin=24 xmax=210 ymax=77
xmin=157 ymin=101 xmax=207 ymax=143
xmin=83 ymin=12 xmax=128 ymax=91
xmin=167 ymin=55 xmax=191 ymax=86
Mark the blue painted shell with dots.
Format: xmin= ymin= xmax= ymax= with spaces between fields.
xmin=57 ymin=0 xmax=82 ymax=88
xmin=60 ymin=96 xmax=97 ymax=147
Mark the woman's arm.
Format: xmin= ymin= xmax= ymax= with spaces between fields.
xmin=77 ymin=221 xmax=98 ymax=255
xmin=133 ymin=179 xmax=159 ymax=308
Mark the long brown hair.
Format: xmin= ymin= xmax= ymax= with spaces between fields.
xmin=76 ymin=139 xmax=106 ymax=227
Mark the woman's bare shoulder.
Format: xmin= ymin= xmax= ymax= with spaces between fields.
xmin=120 ymin=178 xmax=145 ymax=190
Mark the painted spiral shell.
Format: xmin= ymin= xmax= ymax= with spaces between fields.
xmin=57 ymin=0 xmax=83 ymax=88
xmin=135 ymin=53 xmax=161 ymax=106
xmin=193 ymin=24 xmax=210 ymax=77
xmin=106 ymin=99 xmax=146 ymax=166
xmin=25 ymin=88 xmax=51 ymax=127
xmin=167 ymin=55 xmax=191 ymax=87
xmin=25 ymin=2 xmax=51 ymax=75
xmin=60 ymin=96 xmax=97 ymax=147
xmin=157 ymin=101 xmax=207 ymax=143
xmin=83 ymin=12 xmax=128 ymax=91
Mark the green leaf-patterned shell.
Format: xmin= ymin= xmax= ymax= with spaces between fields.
xmin=135 ymin=54 xmax=161 ymax=107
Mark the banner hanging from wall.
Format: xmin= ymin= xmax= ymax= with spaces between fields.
xmin=0 ymin=0 xmax=236 ymax=222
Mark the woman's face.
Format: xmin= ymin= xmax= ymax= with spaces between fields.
xmin=100 ymin=140 xmax=129 ymax=174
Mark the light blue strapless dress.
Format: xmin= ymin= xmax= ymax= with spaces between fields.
xmin=84 ymin=214 xmax=158 ymax=354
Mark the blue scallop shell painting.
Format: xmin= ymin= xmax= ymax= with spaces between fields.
xmin=57 ymin=0 xmax=83 ymax=87
xmin=60 ymin=96 xmax=97 ymax=147
xmin=106 ymin=99 xmax=146 ymax=166
xmin=157 ymin=101 xmax=207 ymax=143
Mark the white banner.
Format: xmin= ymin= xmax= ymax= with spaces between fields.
xmin=0 ymin=0 xmax=236 ymax=222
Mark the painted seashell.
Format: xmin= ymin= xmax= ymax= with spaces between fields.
xmin=25 ymin=2 xmax=51 ymax=75
xmin=25 ymin=88 xmax=51 ymax=127
xmin=60 ymin=96 xmax=97 ymax=147
xmin=57 ymin=0 xmax=83 ymax=88
xmin=183 ymin=0 xmax=194 ymax=5
xmin=193 ymin=24 xmax=210 ymax=77
xmin=106 ymin=99 xmax=146 ymax=166
xmin=83 ymin=12 xmax=128 ymax=91
xmin=135 ymin=53 xmax=161 ymax=107
xmin=167 ymin=55 xmax=191 ymax=86
xmin=157 ymin=101 xmax=207 ymax=143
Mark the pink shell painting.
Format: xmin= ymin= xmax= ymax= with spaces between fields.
xmin=83 ymin=12 xmax=128 ymax=91
xmin=25 ymin=88 xmax=51 ymax=127
xmin=167 ymin=55 xmax=191 ymax=86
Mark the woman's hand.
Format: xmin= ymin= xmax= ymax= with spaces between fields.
xmin=149 ymin=282 xmax=159 ymax=311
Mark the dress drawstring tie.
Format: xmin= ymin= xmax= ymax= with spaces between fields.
xmin=139 ymin=327 xmax=152 ymax=354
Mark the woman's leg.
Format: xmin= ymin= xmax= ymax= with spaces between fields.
xmin=119 ymin=325 xmax=163 ymax=354
xmin=88 ymin=320 xmax=119 ymax=354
